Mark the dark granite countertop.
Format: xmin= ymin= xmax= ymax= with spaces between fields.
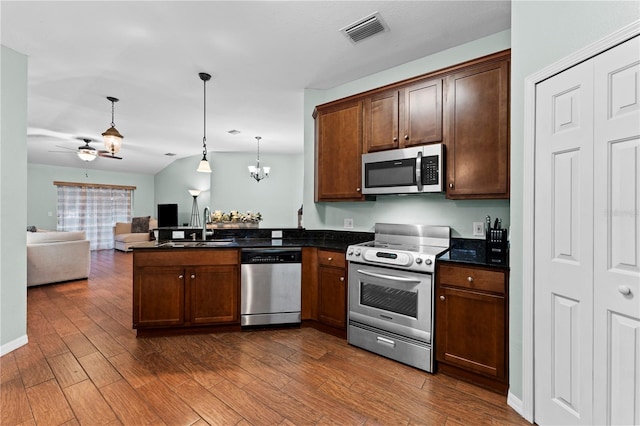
xmin=136 ymin=228 xmax=373 ymax=252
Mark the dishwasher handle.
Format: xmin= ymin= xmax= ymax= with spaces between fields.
xmin=241 ymin=248 xmax=302 ymax=264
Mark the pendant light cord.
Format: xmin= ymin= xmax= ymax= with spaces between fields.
xmin=202 ymin=76 xmax=207 ymax=157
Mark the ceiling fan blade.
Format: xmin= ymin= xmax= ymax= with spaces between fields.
xmin=98 ymin=152 xmax=122 ymax=160
xmin=55 ymin=145 xmax=76 ymax=151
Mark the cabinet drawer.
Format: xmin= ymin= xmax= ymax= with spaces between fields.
xmin=317 ymin=250 xmax=345 ymax=267
xmin=438 ymin=264 xmax=505 ymax=294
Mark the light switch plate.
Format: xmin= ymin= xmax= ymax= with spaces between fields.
xmin=473 ymin=222 xmax=484 ymax=236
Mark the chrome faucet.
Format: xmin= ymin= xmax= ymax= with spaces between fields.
xmin=202 ymin=206 xmax=210 ymax=240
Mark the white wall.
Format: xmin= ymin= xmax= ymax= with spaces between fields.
xmin=510 ymin=0 xmax=639 ymax=402
xmin=155 ymin=152 xmax=303 ymax=228
xmin=1 ymin=46 xmax=28 ymax=354
xmin=27 ymin=163 xmax=156 ymax=230
xmin=303 ymin=30 xmax=512 ymax=237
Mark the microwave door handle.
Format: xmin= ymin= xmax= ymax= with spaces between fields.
xmin=416 ymin=151 xmax=423 ymax=191
xmin=356 ymin=269 xmax=421 ymax=283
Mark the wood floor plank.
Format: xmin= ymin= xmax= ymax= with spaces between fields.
xmin=61 ymin=332 xmax=98 ymax=359
xmin=77 ymin=351 xmax=122 ymax=388
xmin=100 ymin=379 xmax=163 ymax=425
xmin=107 ymin=351 xmax=156 ymax=389
xmin=14 ymin=344 xmax=55 ymax=388
xmin=24 ymin=379 xmax=75 ymax=425
xmin=208 ymin=378 xmax=284 ymax=425
xmin=0 ymin=377 xmax=34 ymax=425
xmin=47 ymin=351 xmax=88 ymax=389
xmin=175 ymin=379 xmax=243 ymax=426
xmin=137 ymin=378 xmax=203 ymax=425
xmin=62 ymin=379 xmax=118 ymax=425
xmin=0 ymin=352 xmax=20 ymax=384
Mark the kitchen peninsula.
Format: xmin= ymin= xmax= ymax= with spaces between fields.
xmin=132 ymin=228 xmax=371 ymax=337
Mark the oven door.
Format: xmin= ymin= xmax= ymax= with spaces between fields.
xmin=348 ymin=262 xmax=433 ymax=343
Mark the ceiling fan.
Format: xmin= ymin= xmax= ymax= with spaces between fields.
xmin=52 ymin=138 xmax=123 ymax=161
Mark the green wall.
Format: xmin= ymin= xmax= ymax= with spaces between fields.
xmin=1 ymin=46 xmax=28 ymax=354
xmin=27 ymin=163 xmax=155 ymax=230
xmin=155 ymin=152 xmax=303 ymax=228
xmin=510 ymin=0 xmax=640 ymax=403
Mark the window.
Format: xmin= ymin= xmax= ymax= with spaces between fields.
xmin=55 ymin=181 xmax=135 ymax=250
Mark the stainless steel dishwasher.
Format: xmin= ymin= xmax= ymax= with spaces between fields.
xmin=240 ymin=248 xmax=302 ymax=326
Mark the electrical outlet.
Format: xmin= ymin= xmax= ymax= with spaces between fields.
xmin=344 ymin=218 xmax=354 ymax=229
xmin=473 ymin=222 xmax=485 ymax=236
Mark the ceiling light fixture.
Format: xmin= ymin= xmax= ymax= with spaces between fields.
xmin=77 ymin=138 xmax=98 ymax=162
xmin=197 ymin=72 xmax=212 ymax=173
xmin=102 ymin=96 xmax=123 ymax=155
xmin=248 ymin=136 xmax=270 ymax=182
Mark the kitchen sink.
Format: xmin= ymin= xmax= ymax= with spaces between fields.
xmin=158 ymin=239 xmax=235 ymax=248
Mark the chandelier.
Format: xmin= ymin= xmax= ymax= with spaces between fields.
xmin=197 ymin=72 xmax=212 ymax=173
xmin=248 ymin=136 xmax=270 ymax=182
xmin=102 ymin=96 xmax=123 ymax=155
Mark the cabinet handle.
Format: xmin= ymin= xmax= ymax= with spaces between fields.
xmin=467 ymin=276 xmax=474 ymax=283
xmin=191 ymin=274 xmax=196 ymax=279
xmin=449 ymin=183 xmax=454 ymax=189
xmin=393 ymin=137 xmax=398 ymax=142
xmin=328 ymin=257 xmax=333 ymax=261
xmin=340 ymin=277 xmax=345 ymax=282
xmin=404 ymin=135 xmax=409 ymax=140
xmin=618 ymin=285 xmax=632 ymax=296
xmin=440 ymin=295 xmax=445 ymax=301
xmin=356 ymin=187 xmax=361 ymax=192
xmin=178 ymin=274 xmax=184 ymax=279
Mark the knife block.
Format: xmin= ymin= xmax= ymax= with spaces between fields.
xmin=486 ymin=228 xmax=508 ymax=265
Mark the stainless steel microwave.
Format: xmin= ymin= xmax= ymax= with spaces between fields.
xmin=361 ymin=144 xmax=444 ymax=195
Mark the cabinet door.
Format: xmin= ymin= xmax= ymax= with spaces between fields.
xmin=364 ymin=90 xmax=399 ymax=152
xmin=318 ymin=265 xmax=347 ymax=329
xmin=445 ymin=58 xmax=509 ymax=199
xmin=189 ymin=265 xmax=239 ymax=324
xmin=133 ymin=267 xmax=185 ymax=327
xmin=402 ymin=78 xmax=443 ymax=147
xmin=436 ymin=286 xmax=506 ymax=379
xmin=315 ymin=100 xmax=364 ymax=201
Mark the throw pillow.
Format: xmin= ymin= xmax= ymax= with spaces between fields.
xmin=131 ymin=216 xmax=150 ymax=233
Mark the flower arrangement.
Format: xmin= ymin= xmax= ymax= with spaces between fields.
xmin=210 ymin=210 xmax=262 ymax=224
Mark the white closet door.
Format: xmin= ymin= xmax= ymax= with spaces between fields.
xmin=593 ymin=35 xmax=640 ymax=426
xmin=534 ymin=60 xmax=594 ymax=425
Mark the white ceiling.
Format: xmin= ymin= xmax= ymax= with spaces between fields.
xmin=2 ymin=1 xmax=511 ymax=175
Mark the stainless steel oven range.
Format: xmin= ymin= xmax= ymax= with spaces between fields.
xmin=346 ymin=223 xmax=450 ymax=372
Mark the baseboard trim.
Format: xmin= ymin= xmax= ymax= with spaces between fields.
xmin=507 ymin=389 xmax=531 ymax=423
xmin=1 ymin=334 xmax=28 ymax=356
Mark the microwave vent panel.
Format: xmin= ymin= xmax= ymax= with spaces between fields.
xmin=341 ymin=12 xmax=388 ymax=44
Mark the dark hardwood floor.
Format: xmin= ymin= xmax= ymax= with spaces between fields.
xmin=1 ymin=249 xmax=528 ymax=425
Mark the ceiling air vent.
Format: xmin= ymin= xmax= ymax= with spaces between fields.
xmin=341 ymin=12 xmax=388 ymax=44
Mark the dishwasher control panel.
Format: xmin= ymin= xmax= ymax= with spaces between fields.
xmin=241 ymin=248 xmax=302 ymax=264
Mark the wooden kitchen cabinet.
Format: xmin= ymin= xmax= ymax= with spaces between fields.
xmin=364 ymin=78 xmax=443 ymax=153
xmin=435 ymin=262 xmax=508 ymax=394
xmin=314 ymin=99 xmax=365 ymax=202
xmin=444 ymin=54 xmax=510 ymax=199
xmin=133 ymin=249 xmax=240 ymax=333
xmin=302 ymin=249 xmax=348 ymax=336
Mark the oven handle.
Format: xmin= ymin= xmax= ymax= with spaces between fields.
xmin=356 ymin=269 xmax=422 ymax=283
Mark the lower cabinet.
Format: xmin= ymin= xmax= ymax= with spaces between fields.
xmin=133 ymin=249 xmax=240 ymax=331
xmin=302 ymin=248 xmax=348 ymax=336
xmin=435 ymin=262 xmax=508 ymax=394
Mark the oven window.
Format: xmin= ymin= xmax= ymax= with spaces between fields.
xmin=360 ymin=283 xmax=417 ymax=318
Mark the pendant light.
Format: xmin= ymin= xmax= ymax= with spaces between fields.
xmin=102 ymin=96 xmax=123 ymax=154
xmin=197 ymin=72 xmax=212 ymax=173
xmin=248 ymin=136 xmax=270 ymax=182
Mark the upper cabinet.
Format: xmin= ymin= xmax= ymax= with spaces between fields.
xmin=314 ymin=99 xmax=365 ymax=202
xmin=363 ymin=78 xmax=443 ymax=153
xmin=445 ymin=56 xmax=510 ymax=199
xmin=314 ymin=50 xmax=510 ymax=201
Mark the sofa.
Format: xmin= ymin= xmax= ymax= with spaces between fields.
xmin=114 ymin=217 xmax=157 ymax=252
xmin=27 ymin=230 xmax=91 ymax=287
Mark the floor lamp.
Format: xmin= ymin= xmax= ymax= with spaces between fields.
xmin=188 ymin=190 xmax=201 ymax=227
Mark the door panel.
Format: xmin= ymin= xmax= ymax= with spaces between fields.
xmin=534 ymin=58 xmax=594 ymax=425
xmin=593 ymin=35 xmax=640 ymax=426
